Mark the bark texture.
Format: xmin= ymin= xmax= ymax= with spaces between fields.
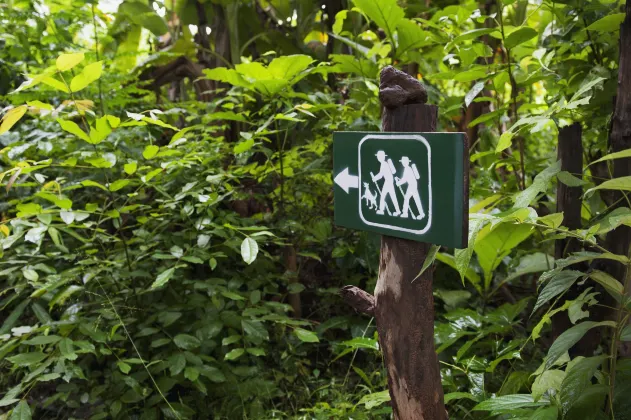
xmin=605 ymin=1 xmax=631 ymax=357
xmin=375 ymin=66 xmax=446 ymax=420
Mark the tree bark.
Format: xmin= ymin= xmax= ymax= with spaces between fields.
xmin=605 ymin=1 xmax=631 ymax=357
xmin=376 ymin=66 xmax=447 ymax=420
xmin=551 ymin=123 xmax=584 ymax=342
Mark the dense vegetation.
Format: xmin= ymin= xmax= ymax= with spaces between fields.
xmin=1 ymin=0 xmax=630 ymax=418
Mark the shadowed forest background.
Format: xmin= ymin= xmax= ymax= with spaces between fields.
xmin=1 ymin=0 xmax=631 ymax=418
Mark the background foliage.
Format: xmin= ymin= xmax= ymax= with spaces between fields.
xmin=1 ymin=0 xmax=630 ymax=419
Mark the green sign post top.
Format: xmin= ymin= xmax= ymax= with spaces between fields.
xmin=333 ymin=132 xmax=468 ymax=249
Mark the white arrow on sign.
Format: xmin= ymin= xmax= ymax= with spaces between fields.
xmin=334 ymin=167 xmax=359 ymax=193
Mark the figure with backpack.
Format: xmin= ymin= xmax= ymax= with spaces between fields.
xmin=395 ymin=156 xmax=425 ymax=220
xmin=371 ymin=150 xmax=401 ymax=216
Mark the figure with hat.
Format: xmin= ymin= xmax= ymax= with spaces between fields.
xmin=395 ymin=156 xmax=425 ymax=220
xmin=371 ymin=150 xmax=401 ymax=216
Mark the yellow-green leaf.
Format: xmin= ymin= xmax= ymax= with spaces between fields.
xmin=586 ymin=176 xmax=631 ymax=194
xmin=26 ymin=101 xmax=54 ymax=111
xmin=587 ymin=13 xmax=625 ymax=32
xmin=70 ymin=61 xmax=103 ymax=92
xmin=496 ymin=131 xmax=514 ymax=153
xmin=57 ymin=119 xmax=90 ymax=142
xmin=0 ymin=105 xmax=28 ymax=135
xmin=56 ymin=52 xmax=85 ymax=71
xmin=124 ymin=161 xmax=138 ymax=175
xmin=41 ymin=76 xmax=70 ymax=93
xmin=143 ymin=145 xmax=159 ymax=159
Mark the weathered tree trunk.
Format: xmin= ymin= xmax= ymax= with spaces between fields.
xmin=551 ymin=123 xmax=584 ymax=341
xmin=606 ymin=1 xmax=631 ymax=357
xmin=341 ymin=67 xmax=447 ymax=420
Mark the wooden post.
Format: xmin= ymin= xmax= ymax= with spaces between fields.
xmin=341 ymin=66 xmax=448 ymax=420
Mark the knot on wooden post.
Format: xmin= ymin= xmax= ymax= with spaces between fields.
xmin=379 ymin=65 xmax=428 ymax=109
xmin=339 ymin=285 xmax=375 ymax=316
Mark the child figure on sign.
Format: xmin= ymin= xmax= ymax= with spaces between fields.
xmin=395 ymin=156 xmax=425 ymax=220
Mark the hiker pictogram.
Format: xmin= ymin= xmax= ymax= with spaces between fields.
xmin=396 ymin=156 xmax=425 ymax=220
xmin=371 ymin=150 xmax=401 ymax=216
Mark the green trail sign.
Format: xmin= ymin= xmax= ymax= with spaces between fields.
xmin=333 ymin=132 xmax=468 ymax=249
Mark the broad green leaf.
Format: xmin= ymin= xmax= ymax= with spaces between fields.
xmin=532 ymin=270 xmax=583 ymax=314
xmin=532 ymin=369 xmax=565 ymax=401
xmin=57 ymin=119 xmax=90 ymax=142
xmin=70 ymin=61 xmax=102 ymax=92
xmin=81 ymin=180 xmax=108 ymax=191
xmin=329 ymin=54 xmax=378 ymax=78
xmin=444 ymin=392 xmax=478 ymax=404
xmin=7 ymin=352 xmax=47 ymax=366
xmin=454 ymin=67 xmax=487 ymax=83
xmin=224 ymin=348 xmax=245 ymax=361
xmin=143 ymin=145 xmax=159 ymax=159
xmin=203 ymin=67 xmax=250 ymax=88
xmin=514 ymin=161 xmax=561 ymax=208
xmin=353 ymin=0 xmax=404 ymax=41
xmin=358 ymin=390 xmax=391 ymax=409
xmin=293 ymin=328 xmax=319 ymax=343
xmin=496 ymin=130 xmax=514 ymax=153
xmin=545 ymin=322 xmax=615 ymax=369
xmin=234 ymin=139 xmax=255 ymax=154
xmin=474 ymin=222 xmax=533 ymax=283
xmin=341 ymin=337 xmax=379 ymax=350
xmin=10 ymin=400 xmax=31 ymax=420
xmin=473 ymin=394 xmax=547 ymax=411
xmin=557 ymin=171 xmax=586 ymax=187
xmin=241 ymin=319 xmax=269 ymax=344
xmin=529 ymin=406 xmax=559 ymax=420
xmin=415 ymin=244 xmax=440 ymax=281
xmin=119 ymin=2 xmax=169 ymax=36
xmin=41 ymin=76 xmax=69 ymax=92
xmin=332 ymin=10 xmax=348 ymax=34
xmin=117 ymin=361 xmax=131 ymax=374
xmin=556 ymin=251 xmax=629 ymax=268
xmin=621 ymin=324 xmax=631 ymax=342
xmin=586 ymin=13 xmax=625 ymax=32
xmin=0 ymin=300 xmax=29 ymax=335
xmin=174 ymin=334 xmax=201 ymax=350
xmin=559 ymin=355 xmax=607 ymax=414
xmin=184 ymin=366 xmax=199 ymax=381
xmin=59 ymin=338 xmax=78 ymax=360
xmin=109 ymin=179 xmax=130 ymax=192
xmin=23 ymin=335 xmax=61 ymax=345
xmin=396 ymin=19 xmax=430 ymax=56
xmin=151 ymin=267 xmax=175 ymax=289
xmin=453 ymin=28 xmax=499 ymax=43
xmin=505 ymin=27 xmax=537 ymax=49
xmin=589 ymin=270 xmax=624 ymax=299
xmin=240 ymin=237 xmax=258 ymax=265
xmin=0 ymin=106 xmax=28 ymax=135
xmin=590 ymin=148 xmax=631 ymax=165
xmin=56 ymin=52 xmax=85 ymax=71
xmin=586 ymin=176 xmax=631 ymax=194
xmin=268 ymin=55 xmax=314 ymax=80
xmin=124 ymin=161 xmax=138 ymax=175
xmin=26 ymin=100 xmax=53 ymax=111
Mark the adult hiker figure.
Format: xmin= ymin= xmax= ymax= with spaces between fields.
xmin=395 ymin=156 xmax=425 ymax=220
xmin=371 ymin=150 xmax=401 ymax=216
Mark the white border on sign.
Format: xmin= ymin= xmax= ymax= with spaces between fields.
xmin=358 ymin=134 xmax=433 ymax=235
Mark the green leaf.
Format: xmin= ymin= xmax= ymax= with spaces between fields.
xmin=0 ymin=106 xmax=28 ymax=135
xmin=268 ymin=55 xmax=314 ymax=81
xmin=586 ymin=176 xmax=631 ymax=194
xmin=0 ymin=300 xmax=29 ymax=335
xmin=174 ymin=334 xmax=201 ymax=350
xmin=7 ymin=352 xmax=47 ymax=366
xmin=203 ymin=67 xmax=250 ymax=88
xmin=546 ymin=321 xmax=615 ymax=369
xmin=358 ymin=390 xmax=391 ymax=409
xmin=454 ymin=218 xmax=486 ymax=283
xmin=293 ymin=328 xmax=319 ymax=343
xmin=341 ymin=337 xmax=379 ymax=350
xmin=352 ymin=0 xmax=404 ymax=42
xmin=496 ymin=131 xmax=514 ymax=153
xmin=224 ymin=348 xmax=245 ymax=361
xmin=119 ymin=2 xmax=169 ymax=36
xmin=586 ymin=13 xmax=625 ymax=32
xmin=332 ymin=10 xmax=348 ymax=34
xmin=81 ymin=180 xmax=108 ymax=191
xmin=415 ymin=244 xmax=440 ymax=281
xmin=532 ymin=369 xmax=565 ymax=401
xmin=69 ymin=61 xmax=102 ymax=92
xmin=241 ymin=319 xmax=269 ymax=344
xmin=396 ymin=19 xmax=430 ymax=56
xmin=559 ymin=355 xmax=607 ymax=414
xmin=57 ymin=119 xmax=90 ymax=143
xmin=474 ymin=222 xmax=533 ymax=282
xmin=143 ymin=145 xmax=160 ymax=159
xmin=514 ymin=161 xmax=561 ymax=208
xmin=504 ymin=27 xmax=537 ymax=49
xmin=56 ymin=52 xmax=85 ymax=71
xmin=10 ymin=400 xmax=32 ymax=420
xmin=473 ymin=394 xmax=546 ymax=411
xmin=453 ymin=28 xmax=499 ymax=43
xmin=151 ymin=267 xmax=176 ymax=289
xmin=329 ymin=54 xmax=378 ymax=78
xmin=532 ymin=270 xmax=583 ymax=314
xmin=184 ymin=366 xmax=199 ymax=381
xmin=589 ymin=270 xmax=624 ymax=299
xmin=234 ymin=138 xmax=255 ymax=154
xmin=240 ymin=237 xmax=259 ymax=265
xmin=117 ymin=361 xmax=131 ymax=374
xmin=590 ymin=149 xmax=631 ymax=166
xmin=529 ymin=406 xmax=559 ymax=420
xmin=59 ymin=338 xmax=78 ymax=360
xmin=124 ymin=161 xmax=138 ymax=175
xmin=23 ymin=335 xmax=61 ymax=345
xmin=109 ymin=179 xmax=130 ymax=192
xmin=557 ymin=171 xmax=586 ymax=187
xmin=621 ymin=324 xmax=631 ymax=342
